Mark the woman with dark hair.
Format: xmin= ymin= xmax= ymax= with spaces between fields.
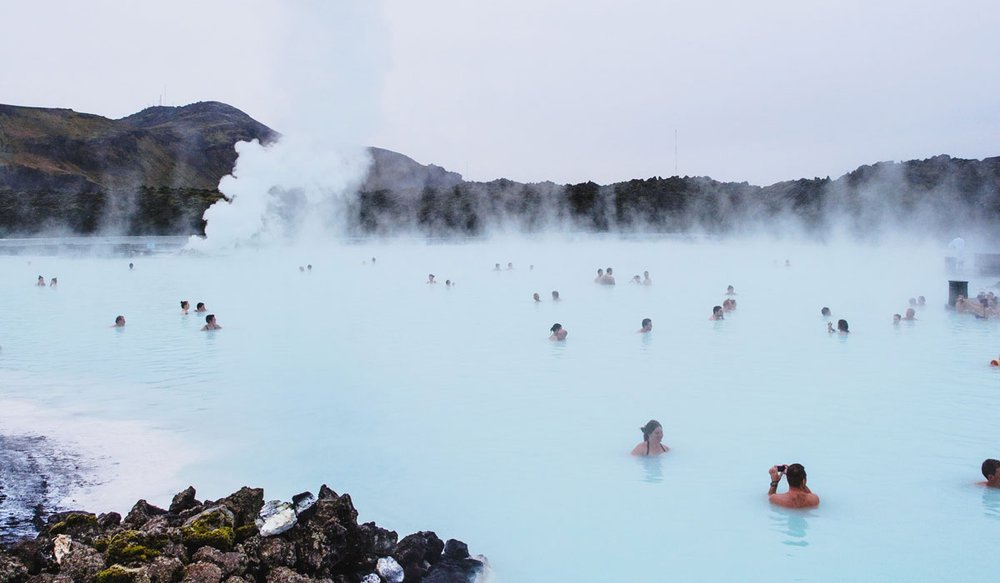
xmin=180 ymin=300 xmax=190 ymax=315
xmin=631 ymin=420 xmax=669 ymax=456
xmin=549 ymin=323 xmax=567 ymax=341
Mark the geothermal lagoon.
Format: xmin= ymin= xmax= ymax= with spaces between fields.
xmin=1 ymin=236 xmax=999 ymax=582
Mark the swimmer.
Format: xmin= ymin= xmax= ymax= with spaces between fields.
xmin=631 ymin=275 xmax=641 ymax=284
xmin=507 ymin=262 xmax=514 ymax=271
xmin=372 ymin=257 xmax=376 ymax=264
xmin=710 ymin=306 xmax=724 ymax=320
xmin=768 ymin=463 xmax=819 ymax=508
xmin=201 ymin=314 xmax=222 ymax=331
xmin=549 ymin=323 xmax=568 ymax=341
xmin=603 ymin=267 xmax=616 ymax=285
xmin=529 ymin=265 xmax=534 ymax=271
xmin=981 ymin=459 xmax=1000 ymax=487
xmin=551 ymin=290 xmax=560 ymax=301
xmin=821 ymin=307 xmax=831 ymax=317
xmin=533 ymin=293 xmax=541 ymax=302
xmin=49 ymin=277 xmax=57 ymax=288
xmin=112 ymin=315 xmax=126 ymax=328
xmin=180 ymin=301 xmax=190 ymax=315
xmin=643 ymin=271 xmax=652 ymax=286
xmin=594 ymin=268 xmax=604 ymax=283
xmin=726 ymin=285 xmax=736 ymax=296
xmin=723 ymin=299 xmax=735 ymax=312
xmin=36 ymin=275 xmax=45 ymax=287
xmin=638 ymin=318 xmax=652 ymax=333
xmin=427 ymin=274 xmax=436 ymax=284
xmin=827 ymin=319 xmax=849 ymax=334
xmin=307 ymin=264 xmax=312 ymax=271
xmin=908 ymin=298 xmax=917 ymax=307
xmin=446 ymin=279 xmax=453 ymax=287
xmin=917 ymin=295 xmax=926 ymax=306
xmin=129 ymin=263 xmax=134 ymax=270
xmin=494 ymin=263 xmax=502 ymax=271
xmin=299 ymin=266 xmax=305 ymax=272
xmin=631 ymin=420 xmax=669 ymax=456
xmin=990 ymin=356 xmax=999 ymax=367
xmin=195 ymin=302 xmax=206 ymax=313
xmin=903 ymin=308 xmax=916 ymax=321
xmin=893 ymin=313 xmax=902 ymax=325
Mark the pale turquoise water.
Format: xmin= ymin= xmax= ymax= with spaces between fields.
xmin=2 ymin=236 xmax=999 ymax=582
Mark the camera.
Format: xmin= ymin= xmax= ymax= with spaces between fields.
xmin=775 ymin=465 xmax=787 ymax=473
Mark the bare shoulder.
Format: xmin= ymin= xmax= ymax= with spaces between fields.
xmin=630 ymin=443 xmax=646 ymax=456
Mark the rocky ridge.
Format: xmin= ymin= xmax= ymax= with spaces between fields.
xmin=0 ymin=485 xmax=486 ymax=583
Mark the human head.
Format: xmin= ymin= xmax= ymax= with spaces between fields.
xmin=905 ymin=308 xmax=915 ymax=318
xmin=307 ymin=264 xmax=312 ymax=271
xmin=428 ymin=273 xmax=435 ymax=280
xmin=533 ymin=293 xmax=540 ymax=301
xmin=837 ymin=319 xmax=849 ymax=332
xmin=908 ymin=298 xmax=917 ymax=306
xmin=644 ymin=271 xmax=650 ymax=277
xmin=181 ymin=301 xmax=189 ymax=309
xmin=196 ymin=302 xmax=205 ymax=310
xmin=641 ymin=318 xmax=652 ymax=330
xmin=727 ymin=285 xmax=734 ymax=293
xmin=446 ymin=279 xmax=452 ymax=286
xmin=206 ymin=314 xmax=216 ymax=324
xmin=640 ymin=420 xmax=662 ymax=442
xmin=918 ymin=295 xmax=926 ymax=305
xmin=606 ymin=267 xmax=613 ymax=275
xmin=115 ymin=315 xmax=125 ymax=326
xmin=299 ymin=266 xmax=304 ymax=272
xmin=551 ymin=290 xmax=559 ymax=300
xmin=550 ymin=323 xmax=562 ymax=333
xmin=713 ymin=305 xmax=723 ymax=316
xmin=597 ymin=268 xmax=604 ymax=276
xmin=982 ymin=459 xmax=1000 ymax=480
xmin=507 ymin=262 xmax=513 ymax=269
xmin=128 ymin=263 xmax=134 ymax=270
xmin=37 ymin=275 xmax=43 ymax=281
xmin=785 ymin=463 xmax=807 ymax=488
xmin=893 ymin=313 xmax=901 ymax=323
xmin=821 ymin=307 xmax=831 ymax=317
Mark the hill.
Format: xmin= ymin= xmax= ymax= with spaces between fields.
xmin=1 ymin=101 xmax=998 ymax=240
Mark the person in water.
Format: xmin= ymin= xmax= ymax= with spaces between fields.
xmin=631 ymin=275 xmax=641 ymax=284
xmin=549 ymin=323 xmax=567 ymax=341
xmin=533 ymin=292 xmax=541 ymax=302
xmin=710 ymin=306 xmax=724 ymax=320
xmin=446 ymin=279 xmax=453 ymax=287
xmin=180 ymin=301 xmax=190 ymax=315
xmin=603 ymin=267 xmax=616 ymax=285
xmin=128 ymin=263 xmax=134 ymax=270
xmin=722 ymin=298 xmax=735 ymax=312
xmin=726 ymin=285 xmax=736 ymax=295
xmin=631 ymin=420 xmax=669 ymax=456
xmin=893 ymin=313 xmax=902 ymax=325
xmin=643 ymin=271 xmax=652 ymax=286
xmin=507 ymin=262 xmax=514 ymax=271
xmin=821 ymin=307 xmax=831 ymax=317
xmin=494 ymin=263 xmax=502 ymax=271
xmin=195 ymin=302 xmax=207 ymax=313
xmin=49 ymin=277 xmax=57 ymax=288
xmin=594 ymin=268 xmax=604 ymax=283
xmin=427 ymin=274 xmax=436 ymax=284
xmin=981 ymin=459 xmax=1000 ymax=487
xmin=768 ymin=463 xmax=819 ymax=508
xmin=36 ymin=275 xmax=45 ymax=287
xmin=201 ymin=314 xmax=222 ymax=331
xmin=917 ymin=295 xmax=926 ymax=306
xmin=112 ymin=315 xmax=126 ymax=328
xmin=638 ymin=318 xmax=652 ymax=333
xmin=827 ymin=319 xmax=849 ymax=333
xmin=903 ymin=308 xmax=917 ymax=320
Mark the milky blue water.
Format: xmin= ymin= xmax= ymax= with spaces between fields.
xmin=2 ymin=236 xmax=999 ymax=582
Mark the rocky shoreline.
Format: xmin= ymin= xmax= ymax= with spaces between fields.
xmin=0 ymin=485 xmax=487 ymax=583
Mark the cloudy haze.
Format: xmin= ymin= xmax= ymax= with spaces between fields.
xmin=2 ymin=0 xmax=998 ymax=186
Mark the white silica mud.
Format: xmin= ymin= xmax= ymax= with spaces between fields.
xmin=1 ymin=234 xmax=999 ymax=582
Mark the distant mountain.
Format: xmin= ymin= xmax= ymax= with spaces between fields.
xmin=1 ymin=101 xmax=998 ymax=240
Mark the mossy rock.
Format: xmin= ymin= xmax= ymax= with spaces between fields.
xmin=180 ymin=523 xmax=234 ymax=552
xmin=234 ymin=524 xmax=259 ymax=543
xmin=49 ymin=512 xmax=99 ymax=536
xmin=103 ymin=530 xmax=167 ymax=565
xmin=95 ymin=564 xmax=141 ymax=583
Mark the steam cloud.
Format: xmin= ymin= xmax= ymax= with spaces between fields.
xmin=188 ymin=0 xmax=386 ymax=251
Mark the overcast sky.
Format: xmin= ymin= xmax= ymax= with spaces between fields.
xmin=2 ymin=0 xmax=998 ymax=186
